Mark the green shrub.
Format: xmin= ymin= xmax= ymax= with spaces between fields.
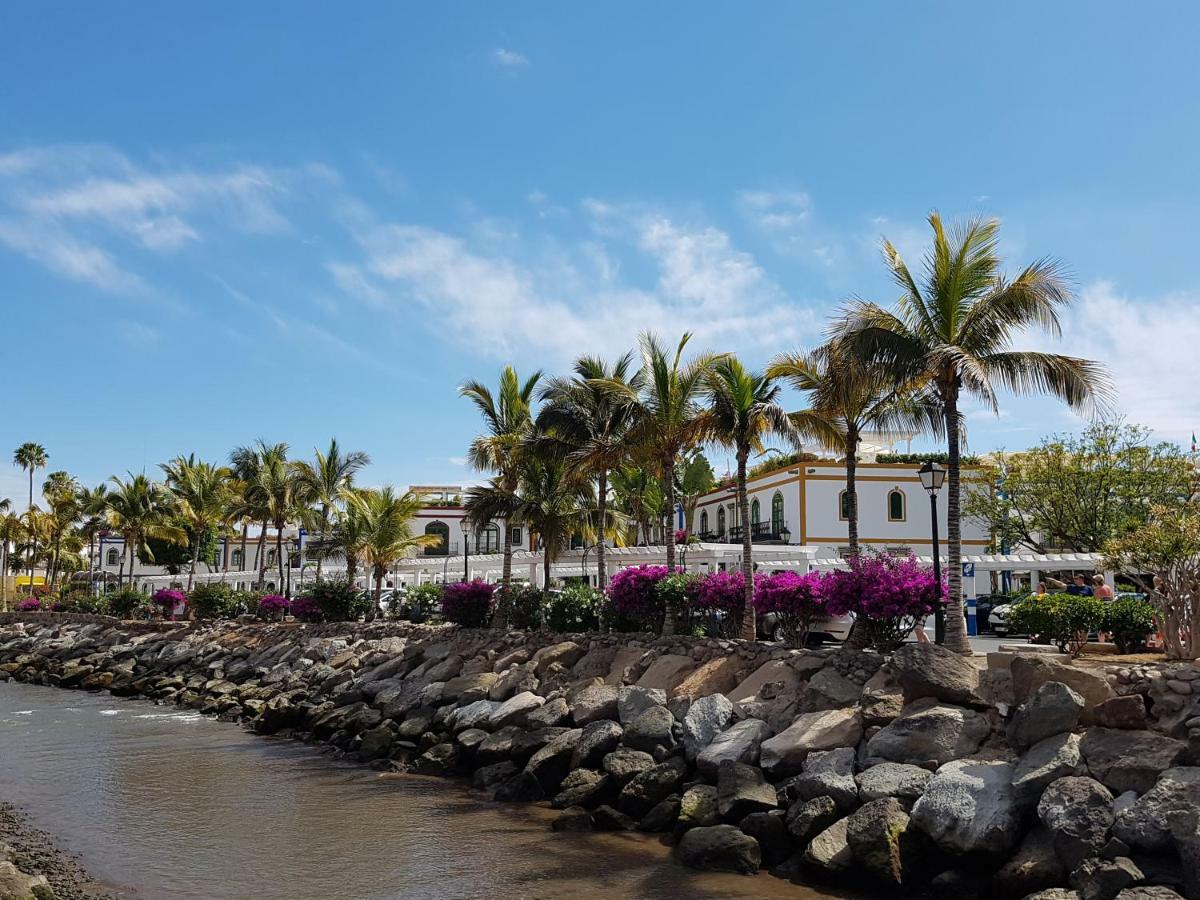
xmin=1101 ymin=598 xmax=1157 ymax=654
xmin=500 ymin=585 xmax=546 ymax=630
xmin=300 ymin=577 xmax=369 ymax=622
xmin=70 ymin=592 xmax=111 ymax=615
xmin=545 ymin=585 xmax=602 ymax=632
xmin=396 ymin=583 xmax=442 ymax=623
xmin=188 ymin=583 xmax=253 ymax=620
xmin=1007 ymin=592 xmax=1107 ymax=655
xmin=107 ymin=587 xmax=146 ymax=619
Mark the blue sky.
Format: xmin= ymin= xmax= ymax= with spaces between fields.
xmin=3 ymin=3 xmax=1199 ymax=503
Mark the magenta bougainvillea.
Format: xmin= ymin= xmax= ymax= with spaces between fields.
xmin=820 ymin=553 xmax=944 ymax=649
xmin=257 ymin=594 xmax=290 ymax=619
xmin=752 ymin=570 xmax=826 ymax=644
xmin=691 ymin=570 xmax=754 ymax=614
xmin=151 ymin=588 xmax=187 ymax=609
xmin=289 ymin=596 xmax=322 ymax=622
xmin=441 ymin=579 xmax=496 ymax=627
xmin=17 ymin=597 xmax=41 ymax=612
xmin=606 ymin=565 xmax=674 ymax=629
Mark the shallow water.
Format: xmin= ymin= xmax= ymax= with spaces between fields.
xmin=0 ymin=682 xmax=850 ymax=899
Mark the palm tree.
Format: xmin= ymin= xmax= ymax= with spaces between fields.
xmin=105 ymin=473 xmax=187 ymax=586
xmin=835 ymin=213 xmax=1110 ymax=653
xmin=460 ymin=366 xmax=542 ymax=621
xmin=161 ymin=456 xmax=232 ymax=591
xmin=536 ymin=353 xmax=642 ymax=589
xmin=0 ymin=503 xmax=15 ymax=610
xmin=41 ymin=472 xmax=80 ymax=591
xmin=230 ymin=441 xmax=289 ymax=588
xmin=768 ymin=343 xmax=938 ymax=557
xmin=13 ymin=442 xmax=47 ymax=588
xmin=702 ymin=357 xmax=797 ymax=640
xmin=609 ymin=464 xmax=664 ymax=547
xmin=326 ymin=487 xmax=373 ymax=588
xmin=291 ymin=438 xmax=370 ymax=580
xmin=258 ymin=452 xmax=298 ymax=596
xmin=601 ymin=332 xmax=724 ymax=633
xmin=344 ymin=487 xmax=438 ymax=619
xmin=77 ymin=485 xmax=109 ymax=593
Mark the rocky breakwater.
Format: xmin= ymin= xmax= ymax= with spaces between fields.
xmin=2 ymin=619 xmax=1199 ymax=900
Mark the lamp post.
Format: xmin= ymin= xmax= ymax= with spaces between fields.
xmin=460 ymin=519 xmax=473 ymax=581
xmin=779 ymin=525 xmax=791 ymax=545
xmin=918 ymin=461 xmax=947 ymax=644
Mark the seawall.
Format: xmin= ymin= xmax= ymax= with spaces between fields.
xmin=1 ymin=616 xmax=1199 ymax=898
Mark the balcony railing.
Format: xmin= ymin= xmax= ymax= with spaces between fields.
xmin=722 ymin=521 xmax=790 ymax=544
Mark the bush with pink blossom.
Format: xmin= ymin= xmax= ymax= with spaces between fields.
xmin=256 ymin=594 xmax=290 ymax=621
xmin=441 ymin=579 xmax=496 ymax=628
xmin=605 ymin=565 xmax=673 ymax=632
xmin=820 ymin=553 xmax=943 ymax=649
xmin=753 ymin=570 xmax=826 ymax=646
xmin=151 ymin=589 xmax=188 ymax=620
xmin=16 ymin=597 xmax=42 ymax=612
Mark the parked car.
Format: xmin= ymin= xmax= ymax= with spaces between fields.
xmin=988 ymin=602 xmax=1014 ymax=635
xmin=757 ymin=610 xmax=856 ymax=645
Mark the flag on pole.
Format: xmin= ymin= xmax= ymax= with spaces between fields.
xmin=1193 ymin=432 xmax=1198 ymax=453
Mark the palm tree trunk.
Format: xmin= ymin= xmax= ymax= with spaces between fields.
xmin=845 ymin=427 xmax=859 ymax=557
xmin=275 ymin=525 xmax=285 ymax=594
xmin=370 ymin=566 xmax=383 ymax=621
xmin=239 ymin=528 xmax=248 ymax=575
xmin=316 ymin=505 xmax=328 ymax=580
xmin=188 ymin=539 xmax=198 ymax=592
xmin=661 ymin=456 xmax=678 ymax=636
xmin=738 ymin=450 xmax=756 ymax=641
xmin=26 ymin=470 xmax=34 ymax=589
xmin=495 ymin=525 xmax=512 ymax=630
xmin=943 ymin=389 xmax=970 ymax=654
xmin=256 ymin=520 xmax=268 ymax=587
xmin=597 ymin=470 xmax=608 ymax=590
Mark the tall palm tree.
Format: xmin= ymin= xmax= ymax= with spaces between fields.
xmin=344 ymin=487 xmax=438 ymax=619
xmin=12 ymin=442 xmax=48 ymax=588
xmin=230 ymin=441 xmax=289 ymax=588
xmin=768 ymin=343 xmax=938 ymax=557
xmin=702 ymin=357 xmax=797 ymax=640
xmin=258 ymin=452 xmax=298 ymax=595
xmin=77 ymin=485 xmax=109 ymax=593
xmin=835 ymin=213 xmax=1110 ymax=654
xmin=41 ymin=472 xmax=80 ymax=591
xmin=601 ymin=332 xmax=724 ymax=633
xmin=609 ymin=464 xmax=664 ymax=547
xmin=536 ymin=353 xmax=642 ymax=589
xmin=460 ymin=366 xmax=542 ymax=622
xmin=161 ymin=456 xmax=233 ymax=591
xmin=105 ymin=473 xmax=187 ymax=586
xmin=291 ymin=438 xmax=370 ymax=580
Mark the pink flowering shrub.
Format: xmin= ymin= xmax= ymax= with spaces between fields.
xmin=289 ymin=595 xmax=322 ymax=622
xmin=753 ymin=570 xmax=826 ymax=646
xmin=441 ymin=579 xmax=496 ymax=628
xmin=151 ymin=589 xmax=187 ymax=619
xmin=256 ymin=594 xmax=290 ymax=621
xmin=821 ymin=553 xmax=943 ymax=649
xmin=605 ymin=565 xmax=673 ymax=631
xmin=17 ymin=597 xmax=41 ymax=612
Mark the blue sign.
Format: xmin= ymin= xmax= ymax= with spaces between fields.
xmin=962 ymin=562 xmax=975 ymax=577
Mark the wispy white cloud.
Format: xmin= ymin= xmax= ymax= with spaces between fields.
xmin=492 ymin=48 xmax=529 ymax=69
xmin=737 ymin=187 xmax=845 ymax=268
xmin=116 ymin=320 xmax=161 ymax=346
xmin=448 ymin=456 xmax=467 ymax=467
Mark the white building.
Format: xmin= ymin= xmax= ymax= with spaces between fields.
xmin=691 ymin=458 xmax=988 ymax=559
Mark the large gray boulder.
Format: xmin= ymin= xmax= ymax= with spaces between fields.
xmin=676 ymin=824 xmax=761 ymax=874
xmin=1008 ymin=682 xmax=1086 ymax=751
xmin=786 ymin=795 xmax=840 ymax=843
xmin=890 ymin=643 xmax=985 ymax=707
xmin=803 ymin=817 xmax=853 ymax=872
xmin=448 ymin=699 xmax=501 ymax=733
xmin=570 ymin=683 xmax=620 ymax=725
xmin=716 ymin=760 xmax=777 ymax=822
xmin=856 ymin=762 xmax=933 ymax=803
xmin=1079 ymin=729 xmax=1186 ymax=795
xmin=681 ymin=693 xmax=734 ymax=760
xmin=1070 ymin=857 xmax=1143 ymax=900
xmin=911 ymin=759 xmax=1021 ymax=857
xmin=846 ymin=797 xmax=916 ymax=886
xmin=1037 ymin=776 xmax=1115 ymax=869
xmin=864 ymin=699 xmax=990 ymax=767
xmin=601 ymin=748 xmax=656 ymax=788
xmin=526 ymin=697 xmax=570 ymax=728
xmin=1012 ymin=656 xmax=1115 ymax=708
xmin=786 ymin=747 xmax=858 ymax=811
xmin=739 ymin=810 xmax=791 ymax=867
xmin=696 ymin=718 xmax=770 ymax=777
xmin=616 ymin=756 xmax=687 ymax=819
xmin=571 ymin=719 xmax=624 ymax=770
xmin=533 ymin=640 xmax=585 ymax=674
xmin=800 ymin=666 xmax=864 ymax=711
xmin=488 ymin=690 xmax=545 ymax=730
xmin=524 ymin=728 xmax=583 ymax=793
xmin=760 ymin=708 xmax=863 ymax=777
xmin=995 ymin=825 xmax=1067 ymax=898
xmin=677 ymin=784 xmax=720 ymax=831
xmin=1012 ymin=732 xmax=1088 ymax=807
xmin=1113 ymin=767 xmax=1200 ymax=852
xmin=617 ymin=685 xmax=666 ymax=724
xmin=622 ymin=704 xmax=676 ymax=755
xmin=551 ymin=769 xmax=611 ymax=810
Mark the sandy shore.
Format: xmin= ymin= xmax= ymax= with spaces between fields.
xmin=0 ymin=802 xmax=117 ymax=899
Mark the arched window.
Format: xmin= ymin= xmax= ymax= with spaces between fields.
xmin=771 ymin=492 xmax=784 ymax=534
xmin=838 ymin=490 xmax=850 ymax=521
xmin=231 ymin=549 xmax=243 ymax=568
xmin=751 ymin=498 xmax=761 ymax=524
xmin=480 ymin=523 xmax=501 ymax=553
xmin=717 ymin=507 xmax=726 ymax=536
xmin=888 ymin=488 xmax=906 ymax=522
xmin=699 ymin=510 xmax=709 ymax=534
xmin=106 ymin=548 xmax=120 ymax=567
xmin=266 ymin=549 xmax=276 ymax=566
xmin=424 ymin=520 xmax=449 ymax=555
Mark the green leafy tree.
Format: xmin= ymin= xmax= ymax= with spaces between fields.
xmin=965 ymin=422 xmax=1196 ymax=553
xmin=291 ymin=438 xmax=370 ymax=580
xmin=343 ymin=487 xmax=438 ymax=620
xmin=677 ymin=452 xmax=716 ymax=534
xmin=105 ymin=473 xmax=187 ymax=585
xmin=836 ymin=213 xmax=1110 ymax=654
xmin=161 ymin=455 xmax=233 ymax=590
xmin=701 ymin=357 xmax=797 ymax=639
xmin=12 ymin=442 xmax=48 ymax=587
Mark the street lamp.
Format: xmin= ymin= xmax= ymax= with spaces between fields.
xmin=918 ymin=462 xmax=947 ymax=644
xmin=460 ymin=519 xmax=473 ymax=581
xmin=779 ymin=525 xmax=791 ymax=545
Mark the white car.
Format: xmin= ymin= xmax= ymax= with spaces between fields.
xmin=989 ymin=603 xmax=1014 ymax=635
